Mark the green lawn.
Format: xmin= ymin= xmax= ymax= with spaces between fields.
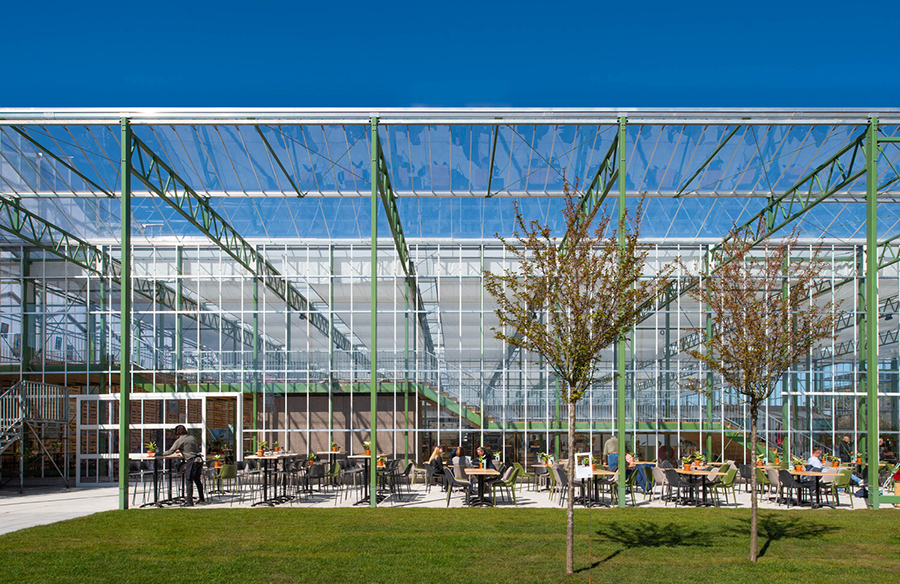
xmin=0 ymin=508 xmax=898 ymax=583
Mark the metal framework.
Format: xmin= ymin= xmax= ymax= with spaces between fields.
xmin=1 ymin=108 xmax=899 ymax=510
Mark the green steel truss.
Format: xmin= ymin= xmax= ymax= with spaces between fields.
xmin=486 ymin=134 xmax=623 ymax=393
xmin=372 ymin=130 xmax=436 ymax=356
xmin=0 ymin=194 xmax=281 ymax=354
xmin=128 ymin=135 xmax=369 ymax=369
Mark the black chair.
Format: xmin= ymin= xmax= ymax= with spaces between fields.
xmin=778 ymin=469 xmax=816 ymax=508
xmin=662 ymin=469 xmax=696 ymax=507
xmin=443 ymin=467 xmax=471 ymax=506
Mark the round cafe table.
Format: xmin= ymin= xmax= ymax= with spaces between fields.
xmin=464 ymin=467 xmax=500 ymax=506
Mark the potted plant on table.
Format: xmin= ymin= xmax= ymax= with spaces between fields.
xmin=211 ymin=454 xmax=223 ymax=469
xmin=790 ymin=454 xmax=805 ymax=471
xmin=145 ymin=441 xmax=157 ymax=457
xmin=331 ymin=441 xmax=339 ymax=452
xmin=537 ymin=452 xmax=553 ymax=466
xmin=692 ymin=451 xmax=707 ymax=469
xmin=363 ymin=441 xmax=371 ymax=456
xmin=756 ymin=453 xmax=766 ymax=467
xmin=377 ymin=455 xmax=386 ymax=468
xmin=308 ymin=452 xmax=317 ymax=467
xmin=824 ymin=453 xmax=840 ymax=468
xmin=681 ymin=453 xmax=693 ymax=471
xmin=257 ymin=441 xmax=268 ymax=457
xmin=273 ymin=441 xmax=280 ymax=453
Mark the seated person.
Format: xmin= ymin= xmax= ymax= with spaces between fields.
xmin=428 ymin=446 xmax=445 ymax=486
xmin=474 ymin=446 xmax=495 ymax=469
xmin=608 ymin=452 xmax=619 ymax=471
xmin=808 ymin=447 xmax=863 ymax=485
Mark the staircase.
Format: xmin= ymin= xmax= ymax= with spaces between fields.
xmin=0 ymin=383 xmax=23 ymax=457
xmin=0 ymin=380 xmax=68 ymax=457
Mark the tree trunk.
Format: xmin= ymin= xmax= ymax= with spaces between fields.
xmin=749 ymin=405 xmax=759 ymax=562
xmin=566 ymin=397 xmax=576 ymax=574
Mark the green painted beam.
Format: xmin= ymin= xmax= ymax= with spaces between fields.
xmin=865 ymin=117 xmax=880 ymax=509
xmin=372 ymin=130 xmax=436 ymax=357
xmin=486 ymin=132 xmax=622 ymax=395
xmin=128 ymin=135 xmax=369 ymax=370
xmin=0 ymin=196 xmax=280 ymax=355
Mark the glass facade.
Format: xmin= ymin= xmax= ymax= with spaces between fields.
xmin=0 ymin=109 xmax=898 ymax=500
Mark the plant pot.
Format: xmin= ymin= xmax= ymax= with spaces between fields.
xmin=856 ymin=458 xmax=862 ymax=464
xmin=274 ymin=447 xmax=280 ymax=453
xmin=365 ymin=449 xmax=371 ymax=456
xmin=257 ymin=449 xmax=264 ymax=457
xmin=214 ymin=461 xmax=222 ymax=469
xmin=332 ymin=447 xmax=338 ymax=452
xmin=757 ymin=461 xmax=763 ymax=466
xmin=795 ymin=464 xmax=803 ymax=471
xmin=592 ymin=464 xmax=598 ymax=471
xmin=146 ymin=451 xmax=155 ymax=457
xmin=832 ymin=461 xmax=840 ymax=467
xmin=683 ymin=464 xmax=691 ymax=471
xmin=309 ymin=460 xmax=314 ymax=467
xmin=774 ymin=458 xmax=780 ymax=465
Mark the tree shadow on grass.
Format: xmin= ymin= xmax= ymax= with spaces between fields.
xmin=576 ymin=520 xmax=716 ymax=571
xmin=730 ymin=513 xmax=837 ymax=559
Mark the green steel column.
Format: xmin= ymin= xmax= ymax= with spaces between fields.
xmin=253 ymin=270 xmax=260 ymax=450
xmin=118 ymin=118 xmax=132 ymax=510
xmin=100 ymin=250 xmax=107 ymax=395
xmin=328 ymin=244 xmax=335 ymax=449
xmin=865 ymin=117 xmax=880 ymax=509
xmin=370 ymin=116 xmax=379 ymax=507
xmin=704 ymin=246 xmax=713 ymax=460
xmin=617 ymin=116 xmax=627 ymax=507
xmin=404 ymin=277 xmax=410 ymax=463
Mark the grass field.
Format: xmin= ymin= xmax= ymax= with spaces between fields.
xmin=0 ymin=507 xmax=898 ymax=583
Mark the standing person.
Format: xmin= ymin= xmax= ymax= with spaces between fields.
xmin=163 ymin=425 xmax=205 ymax=506
xmin=839 ymin=435 xmax=854 ymax=464
xmin=603 ymin=435 xmax=618 ymax=465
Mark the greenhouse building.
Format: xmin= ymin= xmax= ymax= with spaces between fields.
xmin=0 ymin=108 xmax=898 ymax=508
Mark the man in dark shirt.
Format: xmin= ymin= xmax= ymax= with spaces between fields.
xmin=163 ymin=425 xmax=205 ymax=506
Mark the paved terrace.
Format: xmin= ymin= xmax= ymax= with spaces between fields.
xmin=1 ymin=477 xmax=885 ymax=536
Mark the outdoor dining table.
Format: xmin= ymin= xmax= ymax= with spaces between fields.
xmin=131 ymin=453 xmax=183 ymax=508
xmin=464 ymin=467 xmax=500 ymax=506
xmin=349 ymin=454 xmax=388 ymax=506
xmin=588 ymin=468 xmax=618 ymax=507
xmin=674 ymin=468 xmax=726 ymax=506
xmin=245 ymin=452 xmax=294 ymax=506
xmin=787 ymin=469 xmax=841 ymax=508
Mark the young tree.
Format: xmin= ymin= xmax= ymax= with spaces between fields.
xmin=483 ymin=184 xmax=672 ymax=574
xmin=683 ymin=223 xmax=837 ymax=562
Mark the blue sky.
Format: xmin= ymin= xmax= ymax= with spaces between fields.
xmin=2 ymin=0 xmax=899 ymax=107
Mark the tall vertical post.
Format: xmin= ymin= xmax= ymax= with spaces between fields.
xmin=617 ymin=116 xmax=627 ymax=507
xmin=328 ymin=244 xmax=335 ymax=449
xmin=865 ymin=117 xmax=880 ymax=509
xmin=253 ymin=270 xmax=260 ymax=449
xmin=704 ymin=246 xmax=714 ymax=460
xmin=175 ymin=246 xmax=183 ymax=389
xmin=370 ymin=116 xmax=379 ymax=507
xmin=118 ymin=118 xmax=132 ymax=510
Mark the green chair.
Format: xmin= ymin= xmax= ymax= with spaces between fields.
xmin=710 ymin=466 xmax=738 ymax=508
xmin=623 ymin=469 xmax=639 ymax=506
xmin=754 ymin=466 xmax=771 ymax=500
xmin=491 ymin=466 xmax=520 ymax=506
xmin=547 ymin=465 xmax=558 ymax=502
xmin=513 ymin=462 xmax=535 ymax=492
xmin=641 ymin=465 xmax=655 ymax=500
xmin=830 ymin=468 xmax=853 ymax=508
